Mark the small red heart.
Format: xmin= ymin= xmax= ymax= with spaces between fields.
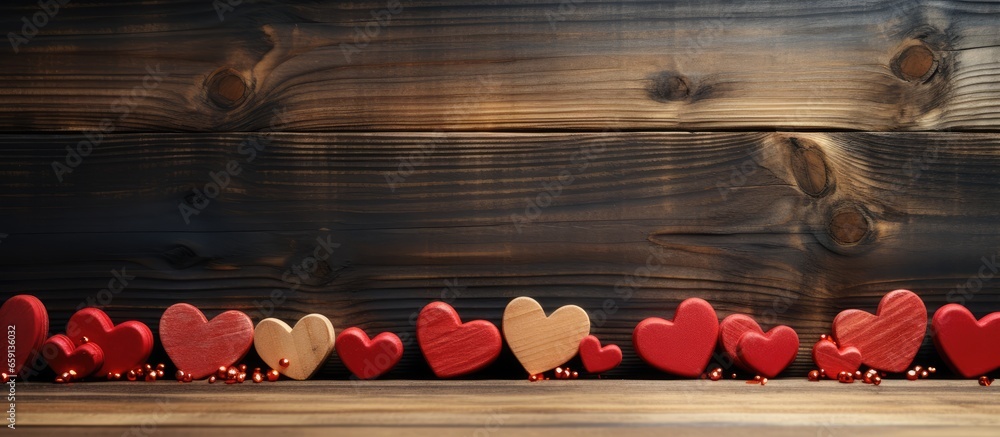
xmin=633 ymin=298 xmax=719 ymax=377
xmin=932 ymin=304 xmax=1000 ymax=378
xmin=336 ymin=327 xmax=403 ymax=379
xmin=578 ymin=335 xmax=622 ymax=374
xmin=416 ymin=302 xmax=501 ymax=378
xmin=718 ymin=314 xmax=762 ymax=369
xmin=42 ymin=334 xmax=104 ymax=379
xmin=0 ymin=295 xmax=49 ymax=375
xmin=66 ymin=308 xmax=154 ymax=375
xmin=159 ymin=303 xmax=255 ymax=379
xmin=812 ymin=339 xmax=861 ymax=379
xmin=735 ymin=326 xmax=799 ymax=378
xmin=833 ymin=289 xmax=927 ymax=372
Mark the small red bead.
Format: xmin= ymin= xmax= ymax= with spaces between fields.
xmin=183 ymin=373 xmax=193 ymax=383
xmin=807 ymin=370 xmax=820 ymax=381
xmin=208 ymin=376 xmax=217 ymax=384
xmin=81 ymin=336 xmax=89 ymax=344
xmin=217 ymin=366 xmax=228 ymax=379
xmin=267 ymin=370 xmax=279 ymax=382
xmin=239 ymin=364 xmax=247 ymax=372
xmin=145 ymin=372 xmax=157 ymax=382
xmin=127 ymin=370 xmax=137 ymax=381
xmin=760 ymin=378 xmax=768 ymax=386
xmin=252 ymin=373 xmax=263 ymax=383
xmin=872 ymin=376 xmax=881 ymax=386
xmin=838 ymin=371 xmax=854 ymax=383
xmin=176 ymin=370 xmax=186 ymax=381
xmin=906 ymin=370 xmax=918 ymax=381
xmin=278 ymin=358 xmax=289 ymax=368
xmin=979 ymin=376 xmax=993 ymax=387
xmin=927 ymin=367 xmax=937 ymax=374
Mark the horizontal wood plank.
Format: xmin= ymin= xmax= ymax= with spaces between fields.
xmin=1 ymin=131 xmax=998 ymax=377
xmin=0 ymin=1 xmax=999 ymax=132
xmin=13 ymin=380 xmax=1000 ymax=435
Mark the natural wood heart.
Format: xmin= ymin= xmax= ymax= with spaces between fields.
xmin=416 ymin=302 xmax=501 ymax=378
xmin=43 ymin=334 xmax=104 ymax=379
xmin=812 ymin=338 xmax=861 ymax=379
xmin=832 ymin=289 xmax=927 ymax=373
xmin=932 ymin=304 xmax=1000 ymax=378
xmin=502 ymin=297 xmax=590 ymax=375
xmin=253 ymin=314 xmax=336 ymax=380
xmin=578 ymin=335 xmax=622 ymax=374
xmin=66 ymin=308 xmax=153 ymax=375
xmin=159 ymin=303 xmax=255 ymax=379
xmin=633 ymin=298 xmax=719 ymax=377
xmin=336 ymin=327 xmax=404 ymax=379
xmin=0 ymin=295 xmax=49 ymax=375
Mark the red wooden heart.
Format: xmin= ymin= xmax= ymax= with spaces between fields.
xmin=633 ymin=298 xmax=719 ymax=377
xmin=735 ymin=326 xmax=799 ymax=378
xmin=718 ymin=314 xmax=762 ymax=369
xmin=812 ymin=339 xmax=861 ymax=379
xmin=416 ymin=302 xmax=501 ymax=378
xmin=832 ymin=289 xmax=927 ymax=372
xmin=932 ymin=304 xmax=1000 ymax=378
xmin=159 ymin=303 xmax=254 ymax=379
xmin=66 ymin=308 xmax=154 ymax=375
xmin=578 ymin=335 xmax=622 ymax=374
xmin=0 ymin=295 xmax=49 ymax=375
xmin=42 ymin=334 xmax=104 ymax=379
xmin=336 ymin=327 xmax=403 ymax=380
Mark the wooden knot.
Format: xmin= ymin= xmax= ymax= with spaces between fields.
xmin=829 ymin=207 xmax=870 ymax=245
xmin=787 ymin=137 xmax=832 ymax=197
xmin=206 ymin=68 xmax=248 ymax=108
xmin=893 ymin=45 xmax=937 ymax=83
xmin=162 ymin=245 xmax=210 ymax=269
xmin=649 ymin=72 xmax=691 ymax=102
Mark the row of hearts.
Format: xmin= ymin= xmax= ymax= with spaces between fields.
xmin=2 ymin=290 xmax=996 ymax=380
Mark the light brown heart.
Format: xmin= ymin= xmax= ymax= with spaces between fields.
xmin=253 ymin=314 xmax=336 ymax=380
xmin=502 ymin=297 xmax=590 ymax=375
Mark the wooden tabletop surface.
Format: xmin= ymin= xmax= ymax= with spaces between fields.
xmin=12 ymin=379 xmax=999 ymax=436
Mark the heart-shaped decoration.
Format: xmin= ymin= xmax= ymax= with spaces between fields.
xmin=812 ymin=338 xmax=861 ymax=379
xmin=502 ymin=297 xmax=590 ymax=375
xmin=735 ymin=326 xmax=799 ymax=378
xmin=416 ymin=302 xmax=501 ymax=378
xmin=718 ymin=314 xmax=762 ymax=369
xmin=633 ymin=298 xmax=719 ymax=377
xmin=578 ymin=335 xmax=622 ymax=374
xmin=66 ymin=308 xmax=153 ymax=375
xmin=932 ymin=304 xmax=1000 ymax=378
xmin=336 ymin=327 xmax=403 ymax=379
xmin=42 ymin=334 xmax=104 ymax=379
xmin=254 ymin=314 xmax=336 ymax=380
xmin=159 ymin=303 xmax=254 ymax=379
xmin=832 ymin=289 xmax=927 ymax=372
xmin=0 ymin=295 xmax=49 ymax=375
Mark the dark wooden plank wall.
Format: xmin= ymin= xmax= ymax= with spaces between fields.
xmin=1 ymin=0 xmax=999 ymax=379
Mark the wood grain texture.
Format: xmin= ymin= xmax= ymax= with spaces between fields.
xmin=13 ymin=380 xmax=1000 ymax=435
xmin=0 ymin=0 xmax=999 ymax=132
xmin=2 ymin=131 xmax=1000 ymax=378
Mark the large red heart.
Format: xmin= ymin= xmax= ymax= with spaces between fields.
xmin=832 ymin=289 xmax=927 ymax=372
xmin=416 ymin=302 xmax=501 ymax=378
xmin=735 ymin=326 xmax=799 ymax=378
xmin=932 ymin=304 xmax=1000 ymax=378
xmin=159 ymin=303 xmax=254 ymax=379
xmin=578 ymin=335 xmax=622 ymax=374
xmin=718 ymin=314 xmax=762 ymax=369
xmin=66 ymin=308 xmax=153 ymax=375
xmin=336 ymin=327 xmax=403 ymax=379
xmin=42 ymin=334 xmax=104 ymax=379
xmin=0 ymin=295 xmax=48 ymax=375
xmin=633 ymin=298 xmax=719 ymax=377
xmin=812 ymin=338 xmax=861 ymax=379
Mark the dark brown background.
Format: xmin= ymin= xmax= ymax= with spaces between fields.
xmin=1 ymin=0 xmax=999 ymax=379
